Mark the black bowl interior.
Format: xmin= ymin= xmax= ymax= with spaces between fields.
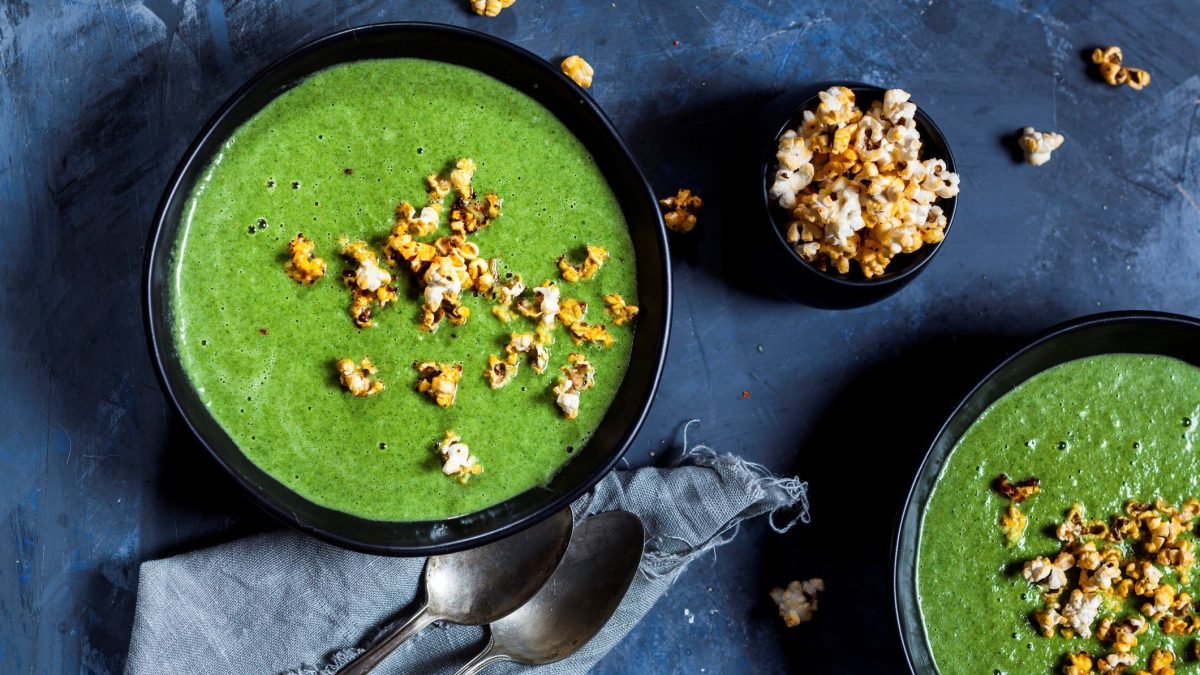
xmin=760 ymin=83 xmax=958 ymax=289
xmin=144 ymin=23 xmax=671 ymax=556
xmin=894 ymin=311 xmax=1200 ymax=673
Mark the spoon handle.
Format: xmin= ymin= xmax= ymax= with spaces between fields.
xmin=453 ymin=638 xmax=511 ymax=675
xmin=339 ymin=604 xmax=438 ymax=675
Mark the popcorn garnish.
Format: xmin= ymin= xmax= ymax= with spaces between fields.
xmin=769 ymin=578 xmax=824 ymax=628
xmin=437 ymin=431 xmax=482 ymax=485
xmin=995 ymin=473 xmax=1041 ymax=503
xmin=491 ymin=275 xmax=526 ymax=323
xmin=336 ymin=357 xmax=384 ymax=397
xmin=557 ymin=297 xmax=613 ymax=348
xmin=414 ymin=361 xmax=463 ymax=408
xmin=1001 ymin=504 xmax=1029 ymax=543
xmin=516 ymin=281 xmax=562 ymax=335
xmin=485 ymin=354 xmax=517 ymax=389
xmin=770 ymin=86 xmax=959 ymax=278
xmin=505 ymin=332 xmax=549 ymax=374
xmin=659 ymin=188 xmax=704 ymax=233
xmin=470 ymin=0 xmax=515 ymax=17
xmin=340 ymin=239 xmax=398 ymax=328
xmin=560 ymin=55 xmax=594 ymax=88
xmin=552 ymin=352 xmax=594 ymax=419
xmin=1020 ymin=127 xmax=1066 ymax=166
xmin=603 ymin=293 xmax=639 ymax=325
xmin=558 ymin=245 xmax=609 ymax=282
xmin=1091 ymin=46 xmax=1151 ymax=90
xmin=1008 ymin=488 xmax=1200 ymax=671
xmin=285 ymin=233 xmax=327 ymax=284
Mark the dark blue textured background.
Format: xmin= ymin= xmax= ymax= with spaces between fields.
xmin=2 ymin=1 xmax=1199 ymax=672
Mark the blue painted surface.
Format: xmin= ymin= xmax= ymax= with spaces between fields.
xmin=1 ymin=1 xmax=1199 ymax=672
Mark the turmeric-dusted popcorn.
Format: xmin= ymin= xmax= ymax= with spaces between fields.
xmin=437 ymin=431 xmax=482 ymax=485
xmin=516 ymin=281 xmax=561 ymax=331
xmin=414 ymin=361 xmax=463 ymax=407
xmin=768 ymin=578 xmax=824 ymax=628
xmin=1020 ymin=127 xmax=1065 ymax=166
xmin=485 ymin=354 xmax=518 ymax=389
xmin=491 ymin=275 xmax=526 ymax=323
xmin=1091 ymin=46 xmax=1151 ymax=90
xmin=659 ymin=189 xmax=703 ymax=233
xmin=995 ymin=474 xmax=1041 ymax=503
xmin=395 ymin=201 xmax=440 ymax=238
xmin=1062 ymin=651 xmax=1094 ymax=675
xmin=556 ymin=296 xmax=613 ymax=347
xmin=341 ymin=239 xmax=398 ymax=328
xmin=505 ymin=332 xmax=549 ymax=374
xmin=469 ymin=0 xmax=515 ymax=17
xmin=285 ymin=233 xmax=327 ymax=284
xmin=336 ymin=357 xmax=384 ymax=397
xmin=1010 ymin=487 xmax=1200 ymax=673
xmin=560 ymin=55 xmax=594 ymax=88
xmin=558 ymin=245 xmax=608 ymax=282
xmin=770 ymin=86 xmax=959 ymax=278
xmin=1095 ymin=652 xmax=1135 ymax=674
xmin=552 ymin=352 xmax=594 ymax=419
xmin=1000 ymin=504 xmax=1029 ymax=543
xmin=603 ymin=293 xmax=639 ymax=325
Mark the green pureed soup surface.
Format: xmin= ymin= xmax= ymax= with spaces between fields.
xmin=918 ymin=354 xmax=1200 ymax=672
xmin=169 ymin=59 xmax=638 ymax=521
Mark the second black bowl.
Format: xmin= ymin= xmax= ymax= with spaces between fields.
xmin=754 ymin=83 xmax=958 ymax=309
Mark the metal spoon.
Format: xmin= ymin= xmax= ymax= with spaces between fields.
xmin=454 ymin=510 xmax=645 ymax=675
xmin=340 ymin=508 xmax=574 ymax=675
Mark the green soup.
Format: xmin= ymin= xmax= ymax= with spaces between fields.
xmin=169 ymin=59 xmax=637 ymax=521
xmin=918 ymin=354 xmax=1200 ymax=672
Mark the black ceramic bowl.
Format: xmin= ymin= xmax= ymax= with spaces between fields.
xmin=143 ymin=23 xmax=671 ymax=556
xmin=893 ymin=310 xmax=1200 ymax=672
xmin=756 ymin=83 xmax=957 ymax=309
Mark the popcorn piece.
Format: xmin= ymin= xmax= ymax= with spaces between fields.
xmin=336 ymin=358 xmax=385 ymax=397
xmin=414 ymin=361 xmax=463 ymax=408
xmin=341 ymin=240 xmax=398 ymax=328
xmin=395 ymin=201 xmax=440 ymax=238
xmin=1001 ymin=504 xmax=1029 ymax=543
xmin=1097 ymin=616 xmax=1146 ymax=654
xmin=1062 ymin=651 xmax=1093 ymax=675
xmin=556 ymin=297 xmax=613 ymax=348
xmin=1146 ymin=649 xmax=1174 ymax=675
xmin=768 ymin=578 xmax=824 ymax=628
xmin=437 ymin=431 xmax=482 ymax=485
xmin=1019 ymin=127 xmax=1066 ymax=166
xmin=1062 ymin=589 xmax=1102 ymax=638
xmin=485 ymin=354 xmax=518 ymax=389
xmin=994 ymin=473 xmax=1041 ymax=503
xmin=491 ymin=275 xmax=526 ymax=323
xmin=470 ymin=0 xmax=515 ymax=17
xmin=1036 ymin=607 xmax=1064 ymax=638
xmin=603 ymin=293 xmax=639 ymax=325
xmin=1095 ymin=652 xmax=1134 ymax=674
xmin=558 ymin=245 xmax=609 ymax=282
xmin=450 ymin=192 xmax=503 ymax=236
xmin=285 ymin=233 xmax=327 ymax=284
xmin=659 ymin=188 xmax=704 ymax=233
xmin=560 ymin=55 xmax=594 ymax=88
xmin=517 ymin=281 xmax=561 ymax=328
xmin=1091 ymin=46 xmax=1151 ymax=90
xmin=504 ymin=332 xmax=549 ymax=374
xmin=1024 ymin=552 xmax=1075 ymax=591
xmin=552 ymin=352 xmax=595 ymax=419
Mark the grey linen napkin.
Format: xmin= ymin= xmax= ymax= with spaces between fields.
xmin=124 ymin=424 xmax=809 ymax=675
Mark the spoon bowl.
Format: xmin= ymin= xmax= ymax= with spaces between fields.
xmin=456 ymin=511 xmax=645 ymax=674
xmin=340 ymin=508 xmax=574 ymax=675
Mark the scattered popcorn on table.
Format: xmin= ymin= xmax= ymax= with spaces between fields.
xmin=552 ymin=352 xmax=594 ymax=419
xmin=336 ymin=357 xmax=384 ymax=397
xmin=469 ymin=0 xmax=515 ymax=17
xmin=768 ymin=578 xmax=823 ymax=628
xmin=414 ymin=361 xmax=463 ymax=407
xmin=437 ymin=431 xmax=482 ymax=484
xmin=284 ymin=233 xmax=326 ymax=284
xmin=769 ymin=86 xmax=960 ymax=278
xmin=603 ymin=293 xmax=639 ymax=325
xmin=1019 ymin=127 xmax=1065 ymax=166
xmin=560 ymin=55 xmax=594 ymax=88
xmin=1091 ymin=46 xmax=1151 ymax=90
xmin=558 ymin=244 xmax=609 ymax=282
xmin=341 ymin=239 xmax=398 ymax=328
xmin=659 ymin=188 xmax=703 ymax=233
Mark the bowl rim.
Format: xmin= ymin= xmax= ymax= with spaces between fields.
xmin=141 ymin=21 xmax=672 ymax=556
xmin=760 ymin=82 xmax=958 ymax=288
xmin=892 ymin=309 xmax=1200 ymax=672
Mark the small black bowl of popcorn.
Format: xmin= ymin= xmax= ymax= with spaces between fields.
xmin=755 ymin=83 xmax=959 ymax=308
